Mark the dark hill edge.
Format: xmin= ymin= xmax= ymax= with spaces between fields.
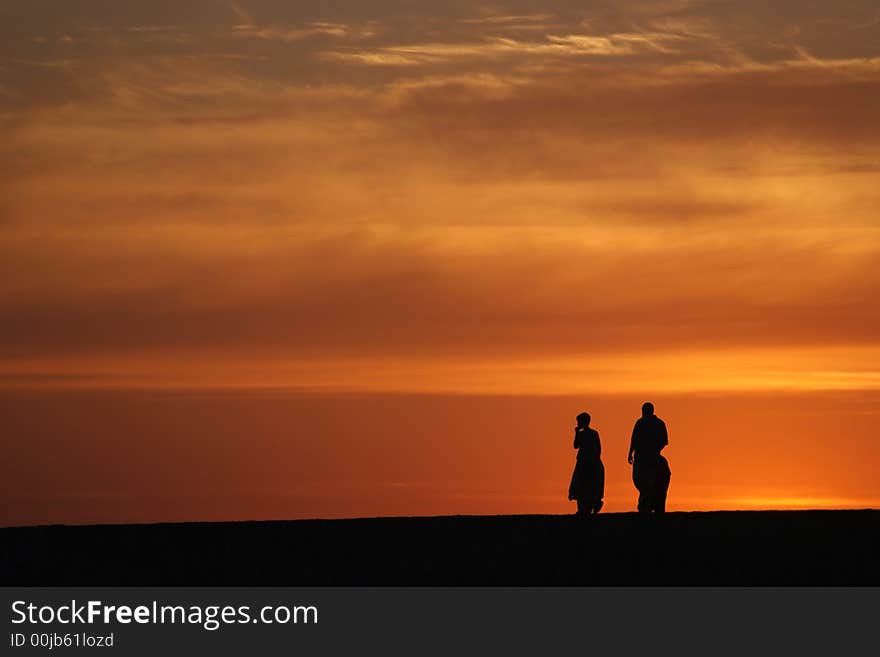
xmin=2 ymin=510 xmax=878 ymax=585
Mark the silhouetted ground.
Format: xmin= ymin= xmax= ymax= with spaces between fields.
xmin=2 ymin=511 xmax=877 ymax=585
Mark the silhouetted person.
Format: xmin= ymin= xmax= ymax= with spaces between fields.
xmin=628 ymin=402 xmax=671 ymax=513
xmin=568 ymin=412 xmax=605 ymax=516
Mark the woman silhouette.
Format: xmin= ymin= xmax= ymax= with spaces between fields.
xmin=568 ymin=412 xmax=605 ymax=516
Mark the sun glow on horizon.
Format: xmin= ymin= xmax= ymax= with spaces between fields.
xmin=2 ymin=345 xmax=879 ymax=396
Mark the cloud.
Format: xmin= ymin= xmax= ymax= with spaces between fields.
xmin=458 ymin=14 xmax=555 ymax=25
xmin=322 ymin=31 xmax=686 ymax=66
xmin=231 ymin=22 xmax=352 ymax=42
xmin=1 ymin=210 xmax=878 ymax=365
xmin=1 ymin=0 xmax=879 ymax=392
xmin=227 ymin=0 xmax=253 ymax=28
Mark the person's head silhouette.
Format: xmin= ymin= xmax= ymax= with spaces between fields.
xmin=641 ymin=402 xmax=654 ymax=417
xmin=576 ymin=412 xmax=591 ymax=429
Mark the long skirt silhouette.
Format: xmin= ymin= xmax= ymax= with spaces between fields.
xmin=568 ymin=459 xmax=605 ymax=515
xmin=632 ymin=456 xmax=671 ymax=513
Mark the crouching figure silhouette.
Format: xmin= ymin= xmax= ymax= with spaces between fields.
xmin=628 ymin=402 xmax=671 ymax=513
xmin=568 ymin=412 xmax=605 ymax=516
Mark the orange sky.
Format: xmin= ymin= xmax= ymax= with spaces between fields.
xmin=2 ymin=1 xmax=879 ymax=525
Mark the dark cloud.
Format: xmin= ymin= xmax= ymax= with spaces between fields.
xmin=1 ymin=227 xmax=878 ymax=360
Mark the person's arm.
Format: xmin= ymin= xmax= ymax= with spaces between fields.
xmin=573 ymin=428 xmax=581 ymax=450
xmin=595 ymin=431 xmax=602 ymax=460
xmin=628 ymin=422 xmax=637 ymax=464
xmin=659 ymin=420 xmax=668 ymax=452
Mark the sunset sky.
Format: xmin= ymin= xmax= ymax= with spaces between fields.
xmin=2 ymin=1 xmax=879 ymax=526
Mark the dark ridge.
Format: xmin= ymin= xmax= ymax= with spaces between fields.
xmin=2 ymin=510 xmax=878 ymax=585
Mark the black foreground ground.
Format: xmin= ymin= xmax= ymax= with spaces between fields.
xmin=2 ymin=510 xmax=878 ymax=585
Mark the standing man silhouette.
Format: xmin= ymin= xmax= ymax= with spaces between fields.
xmin=628 ymin=402 xmax=671 ymax=513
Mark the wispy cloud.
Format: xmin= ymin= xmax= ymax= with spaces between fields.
xmin=458 ymin=14 xmax=555 ymax=25
xmin=323 ymin=30 xmax=685 ymax=66
xmin=231 ymin=22 xmax=353 ymax=42
xmin=227 ymin=0 xmax=253 ymax=28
